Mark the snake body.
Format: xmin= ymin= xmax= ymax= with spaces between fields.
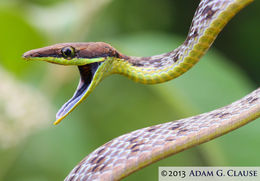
xmin=23 ymin=0 xmax=253 ymax=124
xmin=22 ymin=0 xmax=259 ymax=180
xmin=113 ymin=0 xmax=252 ymax=84
xmin=65 ymin=88 xmax=260 ymax=180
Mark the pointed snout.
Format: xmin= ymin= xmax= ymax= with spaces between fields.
xmin=22 ymin=46 xmax=62 ymax=60
xmin=22 ymin=49 xmax=42 ymax=59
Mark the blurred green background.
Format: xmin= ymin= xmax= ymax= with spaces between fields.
xmin=0 ymin=0 xmax=259 ymax=180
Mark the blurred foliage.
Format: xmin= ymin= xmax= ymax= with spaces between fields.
xmin=0 ymin=0 xmax=259 ymax=181
xmin=0 ymin=7 xmax=45 ymax=81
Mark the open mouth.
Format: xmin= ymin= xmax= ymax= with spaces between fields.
xmin=55 ymin=62 xmax=102 ymax=124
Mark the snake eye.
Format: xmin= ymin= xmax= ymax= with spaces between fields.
xmin=61 ymin=46 xmax=75 ymax=59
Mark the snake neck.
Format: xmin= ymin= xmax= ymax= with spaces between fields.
xmin=112 ymin=46 xmax=197 ymax=84
xmin=110 ymin=0 xmax=253 ymax=85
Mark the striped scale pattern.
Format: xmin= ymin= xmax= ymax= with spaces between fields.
xmin=112 ymin=0 xmax=253 ymax=84
xmin=65 ymin=88 xmax=260 ymax=181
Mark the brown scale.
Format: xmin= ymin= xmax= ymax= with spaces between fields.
xmin=128 ymin=136 xmax=139 ymax=143
xmin=169 ymin=123 xmax=184 ymax=130
xmin=202 ymin=5 xmax=218 ymax=19
xmin=96 ymin=148 xmax=106 ymax=155
xmin=219 ymin=112 xmax=231 ymax=118
xmin=249 ymin=97 xmax=259 ymax=104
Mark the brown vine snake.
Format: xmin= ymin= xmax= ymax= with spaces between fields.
xmin=23 ymin=0 xmax=259 ymax=180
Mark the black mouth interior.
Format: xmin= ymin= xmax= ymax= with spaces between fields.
xmin=74 ymin=62 xmax=100 ymax=99
xmin=56 ymin=62 xmax=101 ymax=119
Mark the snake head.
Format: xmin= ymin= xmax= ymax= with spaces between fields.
xmin=23 ymin=42 xmax=121 ymax=125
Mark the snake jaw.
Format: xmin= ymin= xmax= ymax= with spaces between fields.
xmin=23 ymin=42 xmax=124 ymax=124
xmin=54 ymin=62 xmax=102 ymax=125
